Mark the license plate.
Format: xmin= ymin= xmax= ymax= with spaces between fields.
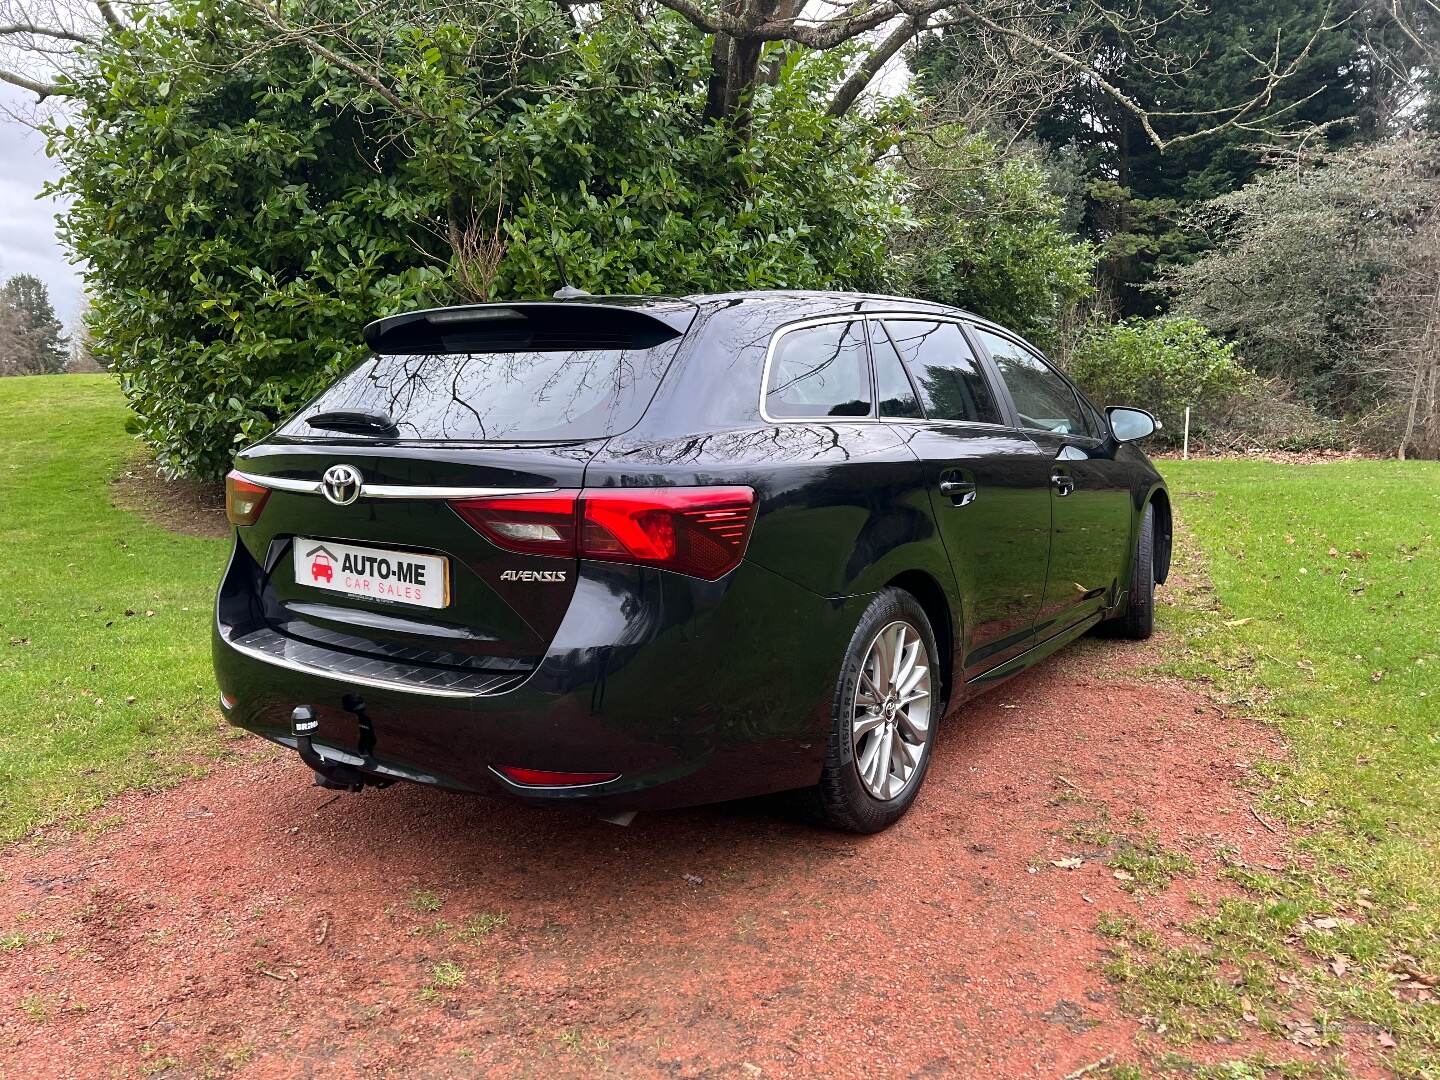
xmin=293 ymin=538 xmax=449 ymax=609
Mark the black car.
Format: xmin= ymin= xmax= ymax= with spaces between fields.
xmin=214 ymin=291 xmax=1171 ymax=832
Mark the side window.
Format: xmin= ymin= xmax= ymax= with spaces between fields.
xmin=764 ymin=320 xmax=872 ymax=419
xmin=868 ymin=320 xmax=924 ymax=419
xmin=973 ymin=327 xmax=1088 ymax=436
xmin=884 ymin=320 xmax=1001 ymax=425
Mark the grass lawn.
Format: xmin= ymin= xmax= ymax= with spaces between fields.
xmin=1105 ymin=457 xmax=1440 ymax=1078
xmin=0 ymin=375 xmax=231 ymax=842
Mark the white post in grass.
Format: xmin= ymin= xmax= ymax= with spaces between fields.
xmin=1183 ymin=407 xmax=1191 ymax=460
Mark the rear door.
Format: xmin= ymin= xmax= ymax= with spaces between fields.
xmin=874 ymin=318 xmax=1054 ymax=678
xmin=969 ymin=324 xmax=1133 ymax=639
xmin=229 ymin=303 xmax=692 ymax=676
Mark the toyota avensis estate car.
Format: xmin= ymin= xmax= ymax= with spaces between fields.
xmin=214 ymin=291 xmax=1171 ymax=832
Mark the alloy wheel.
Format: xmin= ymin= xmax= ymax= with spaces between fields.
xmin=851 ymin=619 xmax=933 ymax=800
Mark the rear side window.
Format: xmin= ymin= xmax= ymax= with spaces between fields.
xmin=764 ymin=320 xmax=872 ymax=419
xmin=884 ymin=320 xmax=1001 ymax=425
xmin=291 ymin=342 xmax=682 ymax=442
xmin=973 ymin=327 xmax=1088 ymax=436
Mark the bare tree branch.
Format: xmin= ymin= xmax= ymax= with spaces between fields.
xmin=93 ymin=0 xmax=123 ymax=30
xmin=238 ymin=0 xmax=422 ymax=117
xmin=0 ymin=20 xmax=92 ymax=42
xmin=0 ymin=64 xmax=60 ymax=96
xmin=827 ymin=14 xmax=922 ymax=116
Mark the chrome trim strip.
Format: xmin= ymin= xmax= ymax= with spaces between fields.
xmin=766 ymin=308 xmax=1025 ymax=432
xmin=233 ymin=471 xmax=554 ymax=501
xmin=362 ymin=483 xmax=555 ymax=500
xmin=234 ymin=471 xmax=323 ymax=495
xmin=757 ymin=311 xmax=1016 ymax=429
xmin=758 ymin=312 xmax=871 ymax=425
xmin=223 ymin=635 xmax=480 ymax=700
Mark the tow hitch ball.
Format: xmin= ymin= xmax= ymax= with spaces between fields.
xmin=291 ymin=705 xmax=373 ymax=792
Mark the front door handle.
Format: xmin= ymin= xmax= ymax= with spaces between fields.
xmin=938 ymin=478 xmax=977 ymax=506
xmin=1051 ymin=472 xmax=1075 ymax=497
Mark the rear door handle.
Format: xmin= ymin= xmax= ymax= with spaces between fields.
xmin=1050 ymin=472 xmax=1075 ymax=497
xmin=938 ymin=478 xmax=977 ymax=506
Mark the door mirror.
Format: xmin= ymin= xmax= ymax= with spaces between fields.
xmin=1107 ymin=406 xmax=1158 ymax=443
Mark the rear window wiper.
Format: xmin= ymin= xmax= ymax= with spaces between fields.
xmin=304 ymin=408 xmax=400 ymax=437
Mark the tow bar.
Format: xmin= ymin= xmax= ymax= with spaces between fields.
xmin=290 ymin=705 xmax=391 ymax=792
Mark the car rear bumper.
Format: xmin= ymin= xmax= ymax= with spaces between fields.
xmin=213 ymin=549 xmax=865 ymax=810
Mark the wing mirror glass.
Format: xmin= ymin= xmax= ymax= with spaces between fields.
xmin=1107 ymin=406 xmax=1158 ymax=443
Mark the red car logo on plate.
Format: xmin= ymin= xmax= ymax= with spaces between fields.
xmin=309 ymin=553 xmax=334 ymax=583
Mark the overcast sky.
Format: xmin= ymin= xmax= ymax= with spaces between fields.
xmin=0 ymin=84 xmax=83 ymax=325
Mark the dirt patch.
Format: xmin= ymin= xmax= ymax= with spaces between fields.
xmin=0 ymin=640 xmax=1379 ymax=1078
xmin=111 ymin=458 xmax=228 ymax=539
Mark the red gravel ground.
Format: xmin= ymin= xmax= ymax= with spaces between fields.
xmin=0 ymin=639 xmax=1377 ymax=1078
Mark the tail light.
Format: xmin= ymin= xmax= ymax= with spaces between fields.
xmin=450 ymin=486 xmax=757 ymax=581
xmin=580 ymin=487 xmax=756 ymax=580
xmin=225 ymin=471 xmax=270 ymax=526
xmin=450 ymin=493 xmax=579 ymax=557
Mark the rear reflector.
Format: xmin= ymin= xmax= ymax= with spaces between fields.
xmin=494 ymin=766 xmax=620 ymax=787
xmin=450 ymin=486 xmax=757 ymax=581
xmin=224 ymin=471 xmax=270 ymax=526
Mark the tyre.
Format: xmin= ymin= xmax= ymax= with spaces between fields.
xmin=1101 ymin=503 xmax=1156 ymax=640
xmin=808 ymin=587 xmax=940 ymax=833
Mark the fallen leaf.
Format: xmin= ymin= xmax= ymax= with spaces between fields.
xmin=1224 ymin=617 xmax=1253 ymax=627
xmin=1328 ymin=547 xmax=1339 ymax=557
xmin=1051 ymin=857 xmax=1084 ymax=870
xmin=1113 ymin=869 xmax=1134 ymax=882
xmin=1378 ymin=1032 xmax=1397 ymax=1049
xmin=1311 ymin=917 xmax=1340 ymax=930
xmin=1330 ymin=956 xmax=1349 ymax=977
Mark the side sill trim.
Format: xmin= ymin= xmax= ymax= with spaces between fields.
xmin=232 ymin=471 xmax=554 ymax=501
xmin=223 ymin=635 xmax=481 ymax=700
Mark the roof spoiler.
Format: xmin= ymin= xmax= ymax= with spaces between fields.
xmin=362 ymin=301 xmax=696 ymax=354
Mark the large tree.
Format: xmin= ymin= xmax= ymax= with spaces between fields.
xmin=5 ymin=0 xmax=1323 ymax=135
xmin=1163 ymin=136 xmax=1440 ymax=442
xmin=913 ymin=0 xmax=1439 ymax=314
xmin=37 ymin=0 xmax=910 ymax=476
xmin=0 ymin=273 xmax=68 ymax=375
xmin=893 ymin=127 xmax=1096 ymax=350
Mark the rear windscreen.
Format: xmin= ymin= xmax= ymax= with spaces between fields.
xmin=288 ymin=342 xmax=683 ymax=442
